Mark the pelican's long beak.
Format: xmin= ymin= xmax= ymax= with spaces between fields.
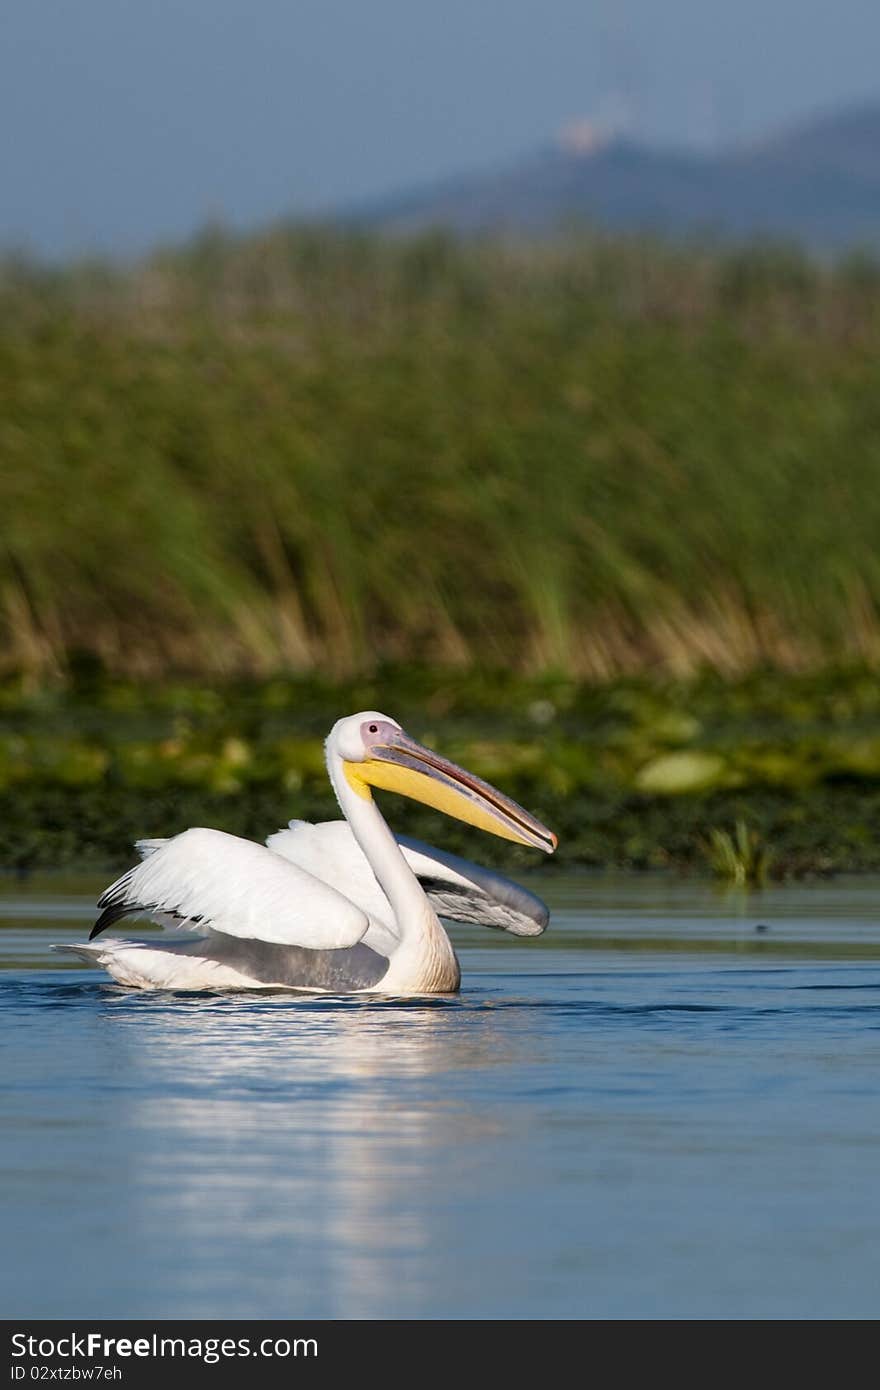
xmin=347 ymin=729 xmax=557 ymax=853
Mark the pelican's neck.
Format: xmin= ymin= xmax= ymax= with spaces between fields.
xmin=327 ymin=751 xmax=434 ymax=938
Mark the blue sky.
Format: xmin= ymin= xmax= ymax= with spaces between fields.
xmin=3 ymin=0 xmax=880 ymax=257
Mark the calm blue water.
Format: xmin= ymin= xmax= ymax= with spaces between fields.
xmin=3 ymin=873 xmax=880 ymax=1320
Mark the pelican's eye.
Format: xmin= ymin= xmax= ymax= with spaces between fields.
xmin=368 ymin=723 xmax=378 ymax=733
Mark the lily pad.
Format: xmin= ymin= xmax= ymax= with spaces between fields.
xmin=635 ymin=750 xmax=728 ymax=795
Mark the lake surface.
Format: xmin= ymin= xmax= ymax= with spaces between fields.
xmin=2 ymin=872 xmax=880 ymax=1320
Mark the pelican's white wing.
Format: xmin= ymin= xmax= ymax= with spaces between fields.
xmin=93 ymin=827 xmax=369 ymax=949
xmin=265 ymin=821 xmax=394 ymax=924
xmin=267 ymin=820 xmax=550 ymax=937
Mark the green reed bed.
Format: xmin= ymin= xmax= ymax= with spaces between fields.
xmin=3 ymin=229 xmax=880 ymax=682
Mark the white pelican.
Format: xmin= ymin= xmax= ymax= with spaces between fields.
xmin=59 ymin=712 xmax=557 ymax=994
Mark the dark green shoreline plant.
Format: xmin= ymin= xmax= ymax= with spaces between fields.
xmin=2 ymin=668 xmax=880 ymax=877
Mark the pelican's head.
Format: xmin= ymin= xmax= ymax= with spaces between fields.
xmin=327 ymin=711 xmax=557 ymax=853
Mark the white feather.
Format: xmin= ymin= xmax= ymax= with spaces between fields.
xmin=57 ymin=939 xmax=266 ymax=991
xmin=97 ymin=827 xmax=370 ymax=949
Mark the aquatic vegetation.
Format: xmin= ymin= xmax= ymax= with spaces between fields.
xmin=635 ymin=750 xmax=730 ymax=796
xmin=2 ymin=669 xmax=880 ymax=875
xmin=699 ymin=819 xmax=775 ymax=886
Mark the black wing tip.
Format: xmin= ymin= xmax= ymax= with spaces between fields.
xmin=90 ymin=902 xmax=135 ymax=940
xmin=96 ymin=869 xmax=135 ymax=911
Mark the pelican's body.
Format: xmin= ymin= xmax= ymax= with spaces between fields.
xmin=59 ymin=713 xmax=556 ymax=994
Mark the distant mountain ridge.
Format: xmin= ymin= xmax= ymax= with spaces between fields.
xmin=354 ymin=102 xmax=880 ymax=250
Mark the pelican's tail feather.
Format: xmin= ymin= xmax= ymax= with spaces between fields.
xmin=52 ymin=939 xmax=267 ymax=990
xmin=53 ymin=942 xmax=107 ymax=966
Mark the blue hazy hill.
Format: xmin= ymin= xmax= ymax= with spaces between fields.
xmin=354 ymin=103 xmax=880 ymax=250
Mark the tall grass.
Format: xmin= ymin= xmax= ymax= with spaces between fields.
xmin=3 ymin=227 xmax=880 ymax=682
xmin=699 ymin=819 xmax=774 ymax=886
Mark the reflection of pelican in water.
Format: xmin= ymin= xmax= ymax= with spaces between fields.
xmin=102 ymin=993 xmax=515 ymax=1317
xmin=60 ymin=713 xmax=556 ymax=994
